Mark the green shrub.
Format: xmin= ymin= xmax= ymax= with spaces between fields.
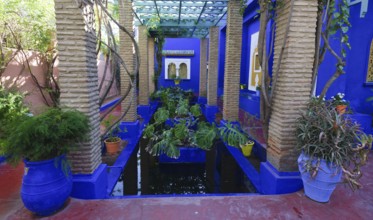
xmin=0 ymin=108 xmax=89 ymax=165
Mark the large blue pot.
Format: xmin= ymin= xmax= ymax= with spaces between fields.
xmin=21 ymin=155 xmax=72 ymax=216
xmin=298 ymin=153 xmax=342 ymax=202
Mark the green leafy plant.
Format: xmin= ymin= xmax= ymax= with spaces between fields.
xmin=0 ymin=108 xmax=90 ymax=165
xmin=218 ymin=121 xmax=250 ymax=148
xmin=195 ymin=122 xmax=218 ymax=150
xmin=190 ymin=104 xmax=202 ymax=118
xmin=144 ymin=89 xmax=217 ymax=158
xmin=0 ymin=87 xmax=28 ymax=128
xmin=102 ymin=115 xmax=124 ymax=142
xmin=175 ymin=98 xmax=189 ymax=118
xmin=296 ymin=98 xmax=373 ymax=190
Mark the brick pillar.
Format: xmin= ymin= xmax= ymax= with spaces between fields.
xmin=267 ymin=0 xmax=318 ymax=171
xmin=138 ymin=25 xmax=149 ymax=106
xmin=119 ymin=0 xmax=137 ymax=121
xmin=207 ymin=27 xmax=219 ymax=106
xmin=55 ymin=0 xmax=101 ymax=174
xmin=199 ymin=38 xmax=208 ymax=97
xmin=223 ymin=0 xmax=242 ymax=121
xmin=148 ymin=38 xmax=155 ymax=95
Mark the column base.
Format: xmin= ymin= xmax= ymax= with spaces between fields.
xmin=197 ymin=97 xmax=207 ymax=104
xmin=71 ymin=164 xmax=108 ymax=199
xmin=138 ymin=105 xmax=151 ymax=121
xmin=205 ymin=105 xmax=219 ymax=123
xmin=260 ymin=161 xmax=303 ymax=195
xmin=120 ymin=120 xmax=140 ymax=139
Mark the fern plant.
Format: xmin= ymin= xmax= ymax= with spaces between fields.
xmin=0 ymin=87 xmax=29 ymax=146
xmin=0 ymin=108 xmax=89 ymax=165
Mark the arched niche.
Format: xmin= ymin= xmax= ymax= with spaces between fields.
xmin=179 ymin=63 xmax=188 ymax=79
xmin=167 ymin=62 xmax=176 ymax=79
xmin=165 ymin=58 xmax=191 ymax=79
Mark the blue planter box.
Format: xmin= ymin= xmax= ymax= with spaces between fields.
xmin=158 ymin=147 xmax=206 ymax=163
xmin=0 ymin=156 xmax=5 ymax=164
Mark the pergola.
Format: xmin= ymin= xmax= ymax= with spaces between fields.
xmin=132 ymin=0 xmax=229 ymax=38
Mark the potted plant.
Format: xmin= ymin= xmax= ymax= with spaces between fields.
xmin=219 ymin=121 xmax=255 ymax=157
xmin=240 ymin=83 xmax=247 ymax=90
xmin=174 ymin=76 xmax=181 ymax=85
xmin=331 ymin=93 xmax=349 ymax=114
xmin=102 ymin=115 xmax=123 ymax=155
xmin=296 ymin=98 xmax=372 ymax=202
xmin=0 ymin=107 xmax=89 ymax=216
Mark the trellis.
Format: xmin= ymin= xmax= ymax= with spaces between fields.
xmin=132 ymin=0 xmax=229 ymax=38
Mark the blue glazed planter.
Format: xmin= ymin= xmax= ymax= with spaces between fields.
xmin=298 ymin=153 xmax=342 ymax=202
xmin=21 ymin=155 xmax=72 ymax=216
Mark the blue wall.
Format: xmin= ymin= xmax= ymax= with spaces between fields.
xmin=317 ymin=2 xmax=373 ymax=115
xmin=158 ymin=38 xmax=201 ymax=94
xmin=218 ymin=27 xmax=226 ymax=90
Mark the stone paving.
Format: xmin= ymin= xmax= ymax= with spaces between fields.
xmin=1 ymin=152 xmax=373 ymax=219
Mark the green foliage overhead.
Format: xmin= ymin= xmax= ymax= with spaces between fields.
xmin=0 ymin=86 xmax=28 ymax=145
xmin=0 ymin=108 xmax=89 ymax=165
xmin=0 ymin=0 xmax=56 ymax=52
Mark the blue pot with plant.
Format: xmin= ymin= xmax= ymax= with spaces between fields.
xmin=0 ymin=107 xmax=89 ymax=216
xmin=296 ymin=98 xmax=373 ymax=202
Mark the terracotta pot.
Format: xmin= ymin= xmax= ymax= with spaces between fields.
xmin=104 ymin=137 xmax=121 ymax=155
xmin=336 ymin=105 xmax=347 ymax=115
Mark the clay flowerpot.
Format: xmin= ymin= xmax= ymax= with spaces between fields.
xmin=336 ymin=105 xmax=347 ymax=115
xmin=104 ymin=137 xmax=121 ymax=155
xmin=240 ymin=140 xmax=255 ymax=157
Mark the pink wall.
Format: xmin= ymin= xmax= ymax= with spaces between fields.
xmin=1 ymin=50 xmax=57 ymax=114
xmin=97 ymin=54 xmax=119 ymax=100
xmin=1 ymin=51 xmax=119 ymax=114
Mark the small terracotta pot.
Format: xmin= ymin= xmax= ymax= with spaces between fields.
xmin=104 ymin=137 xmax=121 ymax=155
xmin=336 ymin=105 xmax=347 ymax=115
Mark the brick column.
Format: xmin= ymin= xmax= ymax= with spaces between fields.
xmin=267 ymin=0 xmax=318 ymax=172
xmin=55 ymin=0 xmax=101 ymax=174
xmin=138 ymin=25 xmax=149 ymax=106
xmin=199 ymin=38 xmax=208 ymax=97
xmin=119 ymin=0 xmax=137 ymax=122
xmin=207 ymin=27 xmax=219 ymax=106
xmin=223 ymin=0 xmax=242 ymax=121
xmin=148 ymin=38 xmax=155 ymax=95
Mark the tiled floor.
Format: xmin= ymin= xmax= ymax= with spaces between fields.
xmin=2 ymin=152 xmax=373 ymax=219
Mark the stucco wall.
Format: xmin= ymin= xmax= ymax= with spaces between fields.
xmin=1 ymin=51 xmax=119 ymax=114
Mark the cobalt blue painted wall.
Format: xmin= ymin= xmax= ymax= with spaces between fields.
xmin=218 ymin=27 xmax=226 ymax=90
xmin=158 ymin=38 xmax=201 ymax=93
xmin=317 ymin=2 xmax=373 ymax=115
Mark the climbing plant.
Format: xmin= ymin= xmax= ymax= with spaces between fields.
xmin=146 ymin=14 xmax=165 ymax=91
xmin=257 ymin=0 xmax=352 ymax=142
